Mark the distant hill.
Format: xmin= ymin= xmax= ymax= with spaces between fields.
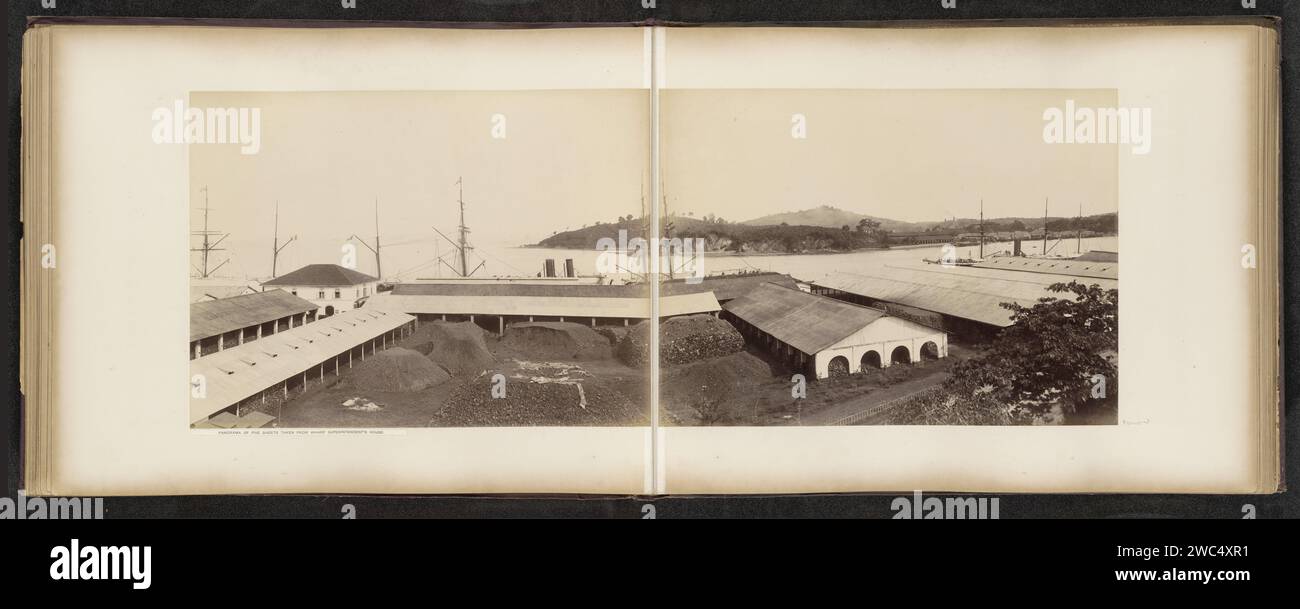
xmin=535 ymin=212 xmax=892 ymax=254
xmin=532 ymin=209 xmax=1116 ymax=254
xmin=533 ymin=218 xmax=648 ymax=249
xmin=918 ymin=212 xmax=1118 ymax=235
xmin=741 ymin=205 xmax=919 ymax=232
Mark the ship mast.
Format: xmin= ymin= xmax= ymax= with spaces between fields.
xmin=457 ymin=176 xmax=470 ymax=277
xmin=1042 ymin=197 xmax=1049 ymax=256
xmin=431 ymin=176 xmax=482 ymax=278
xmin=1076 ymin=203 xmax=1083 ymax=254
xmin=374 ymin=198 xmax=383 ymax=280
xmin=191 ymin=186 xmax=230 ymax=279
xmin=271 ymin=201 xmax=297 ymax=278
xmin=347 ymin=199 xmax=382 ymax=281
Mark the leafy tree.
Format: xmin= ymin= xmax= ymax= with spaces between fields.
xmin=856 ymin=218 xmax=880 ymax=233
xmin=947 ymin=281 xmax=1118 ymax=417
xmin=892 ymin=385 xmax=1029 ymax=426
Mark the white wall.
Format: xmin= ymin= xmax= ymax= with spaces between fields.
xmin=281 ymin=281 xmax=379 ymax=315
xmin=812 ymin=317 xmax=947 ymax=379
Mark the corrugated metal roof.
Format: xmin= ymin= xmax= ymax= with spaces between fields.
xmin=660 ymin=293 xmax=722 ymax=317
xmin=394 ymin=273 xmax=790 ymax=303
xmin=1072 ymin=250 xmax=1119 ymax=263
xmin=813 ymin=264 xmax=1117 ymax=328
xmin=723 ymin=282 xmax=888 ymax=355
xmin=190 ymin=308 xmax=414 ymax=423
xmin=393 ymin=282 xmax=648 ymax=298
xmin=972 ymin=256 xmax=1117 ymax=280
xmin=190 ymin=289 xmax=320 ymax=342
xmin=263 ymin=264 xmax=378 ymax=287
xmin=659 ymin=272 xmax=799 ymax=301
xmin=364 ymin=291 xmax=720 ymax=319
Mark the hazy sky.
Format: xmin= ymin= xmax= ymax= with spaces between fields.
xmin=661 ymin=89 xmax=1119 ymax=223
xmin=191 ymin=88 xmax=1118 ymax=281
xmin=190 ymin=90 xmax=648 ymax=280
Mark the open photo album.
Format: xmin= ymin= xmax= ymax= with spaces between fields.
xmin=20 ymin=21 xmax=1281 ymax=495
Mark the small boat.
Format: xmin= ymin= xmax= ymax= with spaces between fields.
xmin=923 ymin=257 xmax=981 ymax=267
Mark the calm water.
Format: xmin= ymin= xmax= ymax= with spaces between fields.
xmin=483 ymin=236 xmax=1119 ymax=284
xmin=701 ymin=236 xmax=1119 ymax=283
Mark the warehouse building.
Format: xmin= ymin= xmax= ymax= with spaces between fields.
xmin=971 ymin=256 xmax=1117 ymax=280
xmin=190 ymin=289 xmax=320 ymax=360
xmin=659 ymin=271 xmax=799 ymax=303
xmin=364 ymin=282 xmax=721 ymax=334
xmin=811 ymin=264 xmax=1118 ymax=341
xmin=722 ymin=282 xmax=947 ymax=379
xmin=262 ymin=263 xmax=381 ymax=316
xmin=190 ymin=308 xmax=416 ymax=426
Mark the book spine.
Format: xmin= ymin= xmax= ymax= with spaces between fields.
xmin=21 ymin=26 xmax=54 ymax=497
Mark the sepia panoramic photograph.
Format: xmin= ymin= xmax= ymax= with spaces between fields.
xmin=654 ymin=88 xmax=1120 ymax=427
xmin=187 ymin=87 xmax=1119 ymax=430
xmin=188 ymin=89 xmax=654 ymax=429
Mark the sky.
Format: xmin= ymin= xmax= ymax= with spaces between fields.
xmin=661 ymin=89 xmax=1119 ymax=224
xmin=190 ymin=90 xmax=649 ymax=281
xmin=191 ymin=88 xmax=1118 ymax=281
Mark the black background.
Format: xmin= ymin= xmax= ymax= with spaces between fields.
xmin=1 ymin=0 xmax=1297 ymax=522
xmin=1 ymin=519 xmax=1288 ymax=593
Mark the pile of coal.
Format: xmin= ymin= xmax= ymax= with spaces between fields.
xmin=501 ymin=322 xmax=612 ymax=360
xmin=617 ymin=315 xmax=745 ymax=366
xmin=347 ymin=347 xmax=450 ymax=392
xmin=402 ymin=321 xmax=496 ymax=376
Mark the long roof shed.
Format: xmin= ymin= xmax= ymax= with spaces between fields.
xmin=723 ymin=282 xmax=947 ymax=379
xmin=812 ymin=264 xmax=1117 ymax=331
xmin=659 ymin=272 xmax=799 ymax=302
xmin=367 ymin=282 xmax=720 ymax=328
xmin=971 ymin=256 xmax=1117 ymax=280
xmin=189 ymin=308 xmax=415 ymax=424
xmin=190 ymin=289 xmax=319 ymax=343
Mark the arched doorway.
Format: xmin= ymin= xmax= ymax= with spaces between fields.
xmin=860 ymin=351 xmax=882 ymax=371
xmin=920 ymin=341 xmax=940 ymax=361
xmin=827 ymin=356 xmax=850 ymax=378
xmin=324 ymin=305 xmax=335 ymax=317
xmin=890 ymin=345 xmax=911 ymax=366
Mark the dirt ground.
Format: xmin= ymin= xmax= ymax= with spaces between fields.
xmin=276 ymin=322 xmax=649 ymax=428
xmin=660 ymin=343 xmax=970 ymax=426
xmin=270 ymin=318 xmax=991 ymax=428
